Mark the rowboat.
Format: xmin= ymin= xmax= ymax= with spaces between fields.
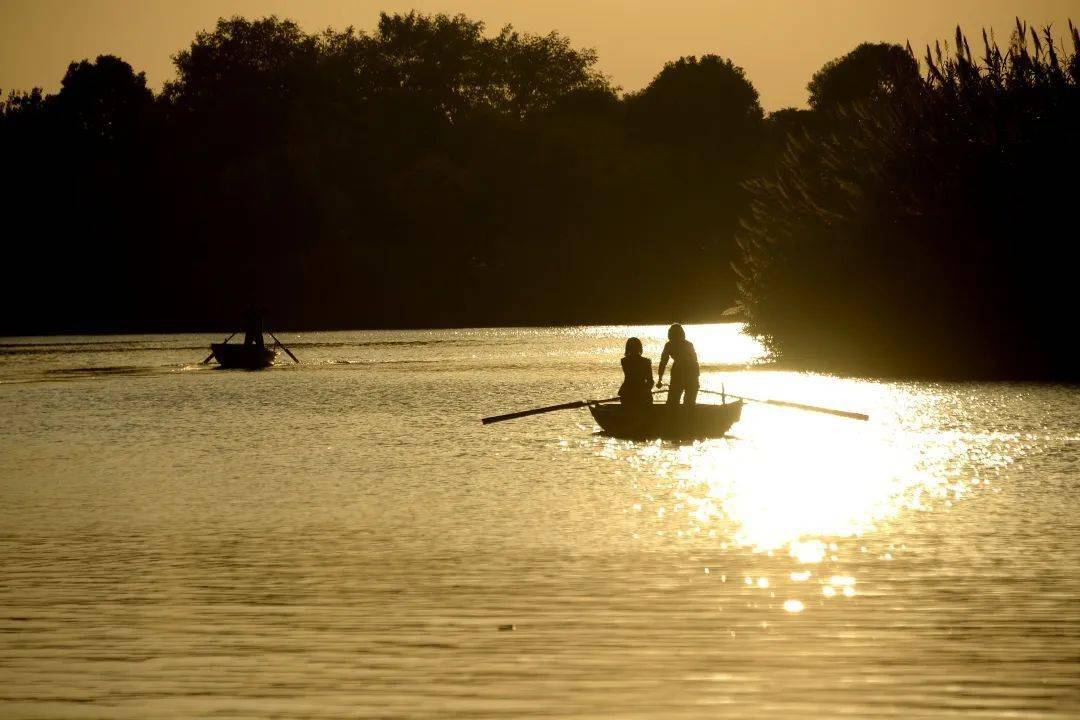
xmin=589 ymin=400 xmax=743 ymax=440
xmin=482 ymin=387 xmax=865 ymax=436
xmin=210 ymin=343 xmax=277 ymax=369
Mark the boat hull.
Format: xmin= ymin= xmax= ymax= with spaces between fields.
xmin=589 ymin=401 xmax=742 ymax=440
xmin=210 ymin=343 xmax=277 ymax=369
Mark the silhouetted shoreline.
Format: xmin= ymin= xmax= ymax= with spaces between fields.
xmin=2 ymin=13 xmax=1076 ymax=380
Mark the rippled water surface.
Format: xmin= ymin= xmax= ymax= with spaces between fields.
xmin=1 ymin=325 xmax=1078 ymax=718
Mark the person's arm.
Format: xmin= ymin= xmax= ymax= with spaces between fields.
xmin=657 ymin=343 xmax=670 ymax=385
xmin=646 ymin=359 xmax=654 ymax=390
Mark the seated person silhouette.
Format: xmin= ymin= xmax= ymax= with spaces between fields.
xmin=618 ymin=337 xmax=654 ymax=408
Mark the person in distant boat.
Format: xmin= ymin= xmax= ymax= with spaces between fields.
xmin=657 ymin=323 xmax=699 ymax=407
xmin=618 ymin=337 xmax=654 ymax=407
xmin=243 ymin=309 xmax=265 ymax=349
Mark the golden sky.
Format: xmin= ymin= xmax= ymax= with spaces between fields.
xmin=1 ymin=0 xmax=1076 ymax=109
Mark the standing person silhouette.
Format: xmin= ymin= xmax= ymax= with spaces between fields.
xmin=618 ymin=337 xmax=654 ymax=408
xmin=657 ymin=324 xmax=699 ymax=407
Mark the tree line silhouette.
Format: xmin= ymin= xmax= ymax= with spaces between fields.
xmin=2 ymin=13 xmax=1077 ymax=378
xmin=0 ymin=13 xmax=766 ymax=335
xmin=736 ymin=20 xmax=1080 ymax=379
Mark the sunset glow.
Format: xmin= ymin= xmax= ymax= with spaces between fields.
xmin=1 ymin=0 xmax=1075 ymax=109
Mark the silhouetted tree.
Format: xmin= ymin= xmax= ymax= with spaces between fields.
xmin=807 ymin=42 xmax=920 ymax=111
xmin=736 ymin=20 xmax=1080 ymax=378
xmin=53 ymin=55 xmax=153 ymax=142
xmin=617 ymin=55 xmax=766 ymax=318
xmin=1 ymin=88 xmax=47 ymax=128
xmin=627 ymin=55 xmax=763 ymax=152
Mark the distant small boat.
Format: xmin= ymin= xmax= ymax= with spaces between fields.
xmin=589 ymin=401 xmax=743 ymax=440
xmin=210 ymin=343 xmax=277 ymax=369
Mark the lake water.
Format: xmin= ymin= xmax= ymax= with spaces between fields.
xmin=1 ymin=325 xmax=1078 ymax=718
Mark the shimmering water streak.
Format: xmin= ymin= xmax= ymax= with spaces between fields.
xmin=1 ymin=326 xmax=1078 ymax=718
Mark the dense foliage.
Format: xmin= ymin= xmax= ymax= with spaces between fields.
xmin=4 ymin=12 xmax=1077 ymax=379
xmin=735 ymin=21 xmax=1080 ymax=378
xmin=0 ymin=13 xmax=764 ymax=333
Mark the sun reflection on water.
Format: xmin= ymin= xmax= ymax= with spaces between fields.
xmin=588 ymin=323 xmax=1034 ymax=615
xmin=582 ymin=323 xmax=767 ymax=367
xmin=614 ymin=383 xmax=1028 ymax=615
xmin=644 ymin=366 xmax=1026 ymax=553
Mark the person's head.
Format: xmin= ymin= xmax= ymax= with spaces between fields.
xmin=624 ymin=337 xmax=643 ymax=357
xmin=667 ymin=323 xmax=686 ymax=342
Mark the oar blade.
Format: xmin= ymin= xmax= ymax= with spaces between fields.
xmin=699 ymin=388 xmax=868 ymax=421
xmin=482 ymin=400 xmax=587 ymax=425
xmin=482 ymin=391 xmax=661 ymax=426
xmin=765 ymin=399 xmax=869 ymax=421
xmin=267 ymin=331 xmax=300 ymax=364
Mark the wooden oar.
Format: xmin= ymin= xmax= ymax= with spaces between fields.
xmin=267 ymin=330 xmax=300 ymax=364
xmin=482 ymin=398 xmax=610 ymax=424
xmin=482 ymin=389 xmax=665 ymax=425
xmin=202 ymin=332 xmax=237 ymax=364
xmin=698 ymin=388 xmax=868 ymax=421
